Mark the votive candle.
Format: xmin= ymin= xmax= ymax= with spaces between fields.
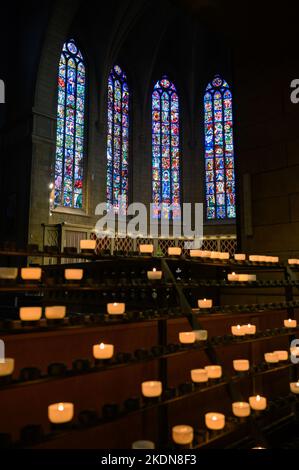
xmin=48 ymin=402 xmax=74 ymax=424
xmin=93 ymin=343 xmax=114 ymax=360
xmin=205 ymin=412 xmax=225 ymax=431
xmin=191 ymin=369 xmax=208 ymax=383
xmin=249 ymin=395 xmax=267 ymax=411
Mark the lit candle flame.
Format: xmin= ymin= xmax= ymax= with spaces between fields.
xmin=100 ymin=343 xmax=105 ymax=350
xmin=211 ymin=415 xmax=218 ymax=421
xmin=256 ymin=395 xmax=261 ymax=401
xmin=113 ymin=303 xmax=118 ymax=306
xmin=58 ymin=403 xmax=64 ymax=412
xmin=204 ymin=298 xmax=207 ymax=302
xmin=153 ymin=268 xmax=156 ymax=272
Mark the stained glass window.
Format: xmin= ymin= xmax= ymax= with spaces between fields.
xmin=106 ymin=65 xmax=129 ymax=213
xmin=204 ymin=75 xmax=236 ymax=220
xmin=54 ymin=39 xmax=86 ymax=209
xmin=152 ymin=76 xmax=180 ymax=219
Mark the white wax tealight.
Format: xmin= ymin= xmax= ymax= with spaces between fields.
xmin=219 ymin=252 xmax=230 ymax=260
xmin=80 ymin=239 xmax=96 ymax=250
xmin=249 ymin=395 xmax=267 ymax=411
xmin=147 ymin=268 xmax=162 ymax=280
xmin=141 ymin=381 xmax=162 ymax=398
xmin=232 ymin=402 xmax=251 ymax=418
xmin=274 ymin=350 xmax=288 ymax=361
xmin=284 ymin=319 xmax=297 ymax=328
xmin=238 ymin=274 xmax=256 ymax=282
xmin=191 ymin=369 xmax=208 ymax=383
xmin=48 ymin=402 xmax=74 ymax=424
xmin=249 ymin=255 xmax=260 ymax=262
xmin=0 ymin=268 xmax=18 ymax=280
xmin=179 ymin=332 xmax=196 ymax=344
xmin=172 ymin=425 xmax=194 ymax=445
xmin=228 ymin=272 xmax=239 ymax=282
xmin=234 ymin=254 xmax=246 ymax=261
xmin=264 ymin=352 xmax=279 ymax=364
xmin=93 ymin=343 xmax=114 ymax=360
xmin=205 ymin=365 xmax=222 ymax=379
xmin=198 ymin=298 xmax=213 ymax=309
xmin=19 ymin=306 xmax=42 ymax=322
xmin=243 ymin=324 xmax=256 ymax=335
xmin=168 ymin=247 xmax=182 ymax=256
xmin=194 ymin=330 xmax=208 ymax=341
xmin=64 ymin=269 xmax=83 ymax=281
xmin=132 ymin=441 xmax=155 ymax=449
xmin=231 ymin=325 xmax=245 ymax=336
xmin=290 ymin=381 xmax=299 ymax=394
xmin=205 ymin=412 xmax=225 ymax=431
xmin=190 ymin=250 xmax=204 ymax=258
xmin=0 ymin=358 xmax=14 ymax=377
xmin=139 ymin=244 xmax=154 ymax=255
xmin=107 ymin=303 xmax=125 ymax=315
xmin=21 ymin=267 xmax=42 ymax=281
xmin=233 ymin=359 xmax=250 ymax=372
xmin=45 ymin=306 xmax=66 ymax=320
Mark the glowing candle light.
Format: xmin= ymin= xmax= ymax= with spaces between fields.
xmin=0 ymin=358 xmax=14 ymax=377
xmin=198 ymin=298 xmax=213 ymax=309
xmin=249 ymin=395 xmax=267 ymax=411
xmin=264 ymin=352 xmax=279 ymax=364
xmin=243 ymin=324 xmax=256 ymax=335
xmin=19 ymin=307 xmax=42 ymax=322
xmin=172 ymin=425 xmax=194 ymax=445
xmin=179 ymin=332 xmax=196 ymax=344
xmin=64 ymin=269 xmax=83 ymax=281
xmin=191 ymin=369 xmax=208 ymax=383
xmin=168 ymin=247 xmax=182 ymax=256
xmin=45 ymin=306 xmax=66 ymax=320
xmin=93 ymin=343 xmax=114 ymax=360
xmin=139 ymin=244 xmax=154 ymax=255
xmin=205 ymin=413 xmax=225 ymax=431
xmin=147 ymin=268 xmax=162 ymax=280
xmin=273 ymin=350 xmax=288 ymax=361
xmin=231 ymin=325 xmax=245 ymax=336
xmin=232 ymin=402 xmax=251 ymax=418
xmin=107 ymin=303 xmax=125 ymax=315
xmin=21 ymin=267 xmax=42 ymax=281
xmin=233 ymin=359 xmax=250 ymax=372
xmin=205 ymin=365 xmax=222 ymax=379
xmin=80 ymin=240 xmax=96 ymax=251
xmin=141 ymin=381 xmax=162 ymax=398
xmin=48 ymin=402 xmax=74 ymax=424
xmin=234 ymin=254 xmax=246 ymax=261
xmin=284 ymin=319 xmax=297 ymax=328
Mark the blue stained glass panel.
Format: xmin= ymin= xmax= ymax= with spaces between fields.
xmin=54 ymin=39 xmax=86 ymax=209
xmin=203 ymin=75 xmax=236 ymax=220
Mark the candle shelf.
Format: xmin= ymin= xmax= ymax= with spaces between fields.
xmin=1 ymin=253 xmax=299 ymax=448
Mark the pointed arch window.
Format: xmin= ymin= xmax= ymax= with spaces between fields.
xmin=204 ymin=75 xmax=236 ymax=220
xmin=152 ymin=76 xmax=180 ymax=219
xmin=54 ymin=39 xmax=86 ymax=209
xmin=106 ymin=65 xmax=129 ymax=213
